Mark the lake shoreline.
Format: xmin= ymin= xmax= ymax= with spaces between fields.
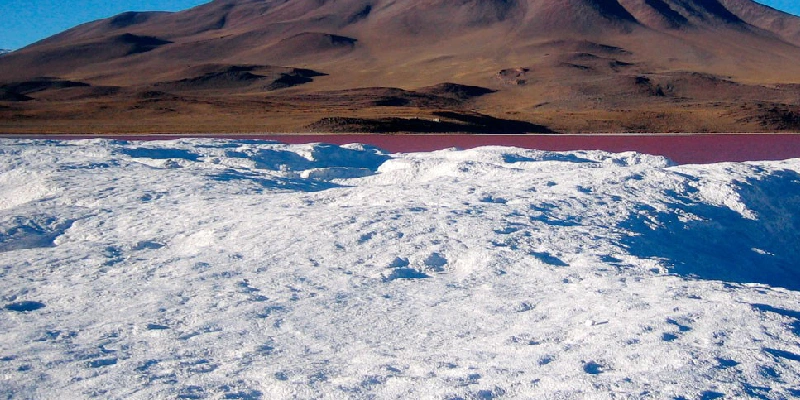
xmin=2 ymin=133 xmax=800 ymax=164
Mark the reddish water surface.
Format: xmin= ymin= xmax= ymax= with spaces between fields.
xmin=268 ymin=134 xmax=800 ymax=164
xmin=7 ymin=134 xmax=800 ymax=164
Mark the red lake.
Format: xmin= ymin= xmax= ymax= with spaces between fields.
xmin=6 ymin=134 xmax=800 ymax=165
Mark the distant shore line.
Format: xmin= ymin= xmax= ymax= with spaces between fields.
xmin=2 ymin=133 xmax=800 ymax=164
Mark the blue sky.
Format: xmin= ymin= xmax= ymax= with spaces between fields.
xmin=1 ymin=0 xmax=799 ymax=50
xmin=0 ymin=0 xmax=209 ymax=50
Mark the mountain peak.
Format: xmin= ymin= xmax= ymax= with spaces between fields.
xmin=3 ymin=0 xmax=800 ymax=133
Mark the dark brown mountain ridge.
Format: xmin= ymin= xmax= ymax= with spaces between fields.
xmin=3 ymin=0 xmax=800 ymax=133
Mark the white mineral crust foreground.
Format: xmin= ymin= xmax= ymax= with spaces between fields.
xmin=1 ymin=139 xmax=799 ymax=399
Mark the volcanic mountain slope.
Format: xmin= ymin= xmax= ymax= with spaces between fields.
xmin=3 ymin=0 xmax=800 ymax=133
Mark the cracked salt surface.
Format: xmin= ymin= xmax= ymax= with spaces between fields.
xmin=1 ymin=139 xmax=800 ymax=399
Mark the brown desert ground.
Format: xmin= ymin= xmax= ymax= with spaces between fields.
xmin=3 ymin=0 xmax=800 ymax=134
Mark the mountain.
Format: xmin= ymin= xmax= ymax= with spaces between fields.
xmin=0 ymin=49 xmax=10 ymax=56
xmin=3 ymin=0 xmax=800 ymax=133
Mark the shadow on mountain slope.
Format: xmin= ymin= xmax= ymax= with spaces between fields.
xmin=307 ymin=112 xmax=555 ymax=133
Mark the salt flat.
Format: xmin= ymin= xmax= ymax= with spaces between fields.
xmin=1 ymin=139 xmax=799 ymax=399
